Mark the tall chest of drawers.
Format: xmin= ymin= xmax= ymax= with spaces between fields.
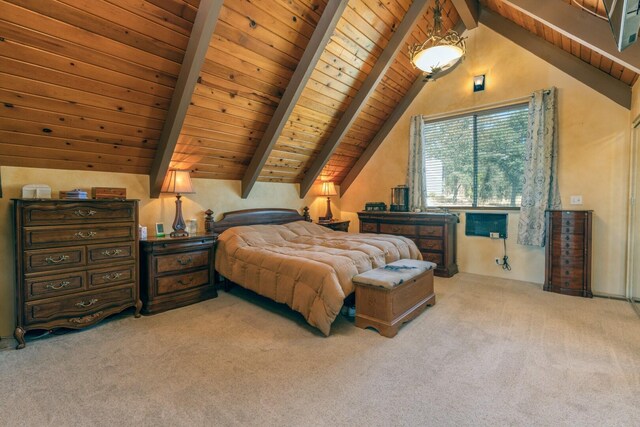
xmin=357 ymin=211 xmax=459 ymax=277
xmin=13 ymin=199 xmax=141 ymax=349
xmin=544 ymin=210 xmax=593 ymax=298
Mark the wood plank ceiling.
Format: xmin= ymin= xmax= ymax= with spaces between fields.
xmin=0 ymin=0 xmax=637 ymax=198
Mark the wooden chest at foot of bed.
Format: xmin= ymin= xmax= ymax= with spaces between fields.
xmin=353 ymin=260 xmax=436 ymax=338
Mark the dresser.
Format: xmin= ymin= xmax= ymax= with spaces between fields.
xmin=13 ymin=199 xmax=141 ymax=349
xmin=357 ymin=211 xmax=458 ymax=277
xmin=139 ymin=234 xmax=217 ymax=314
xmin=544 ymin=210 xmax=593 ymax=297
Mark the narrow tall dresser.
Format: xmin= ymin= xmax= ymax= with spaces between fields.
xmin=544 ymin=210 xmax=593 ymax=298
xmin=13 ymin=199 xmax=141 ymax=349
xmin=357 ymin=211 xmax=458 ymax=277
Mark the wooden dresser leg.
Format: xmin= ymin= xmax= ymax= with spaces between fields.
xmin=14 ymin=327 xmax=25 ymax=350
xmin=134 ymin=299 xmax=143 ymax=318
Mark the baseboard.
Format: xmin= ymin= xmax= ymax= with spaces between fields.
xmin=592 ymin=292 xmax=627 ymax=301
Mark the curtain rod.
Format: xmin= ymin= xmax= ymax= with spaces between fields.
xmin=422 ymin=90 xmax=551 ymax=123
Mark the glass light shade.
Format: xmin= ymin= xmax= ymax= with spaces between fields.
xmin=412 ymin=45 xmax=464 ymax=74
xmin=320 ymin=181 xmax=337 ymax=197
xmin=161 ymin=170 xmax=194 ymax=194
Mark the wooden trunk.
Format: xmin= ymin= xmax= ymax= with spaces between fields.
xmin=355 ymin=268 xmax=436 ymax=338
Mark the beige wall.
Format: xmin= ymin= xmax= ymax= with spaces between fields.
xmin=0 ymin=166 xmax=339 ymax=336
xmin=341 ymin=24 xmax=631 ymax=296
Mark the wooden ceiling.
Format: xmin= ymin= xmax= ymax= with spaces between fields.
xmin=0 ymin=0 xmax=637 ymax=198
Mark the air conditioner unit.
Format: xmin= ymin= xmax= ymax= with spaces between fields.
xmin=603 ymin=0 xmax=640 ymax=51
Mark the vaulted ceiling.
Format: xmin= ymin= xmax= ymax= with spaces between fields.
xmin=0 ymin=0 xmax=637 ymax=199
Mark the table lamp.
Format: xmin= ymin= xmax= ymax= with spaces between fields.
xmin=320 ymin=181 xmax=337 ymax=221
xmin=161 ymin=170 xmax=194 ymax=237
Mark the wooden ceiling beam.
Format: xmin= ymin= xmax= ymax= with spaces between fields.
xmin=500 ymin=0 xmax=640 ymax=74
xmin=480 ymin=8 xmax=631 ymax=109
xmin=240 ymin=0 xmax=349 ymax=199
xmin=149 ymin=0 xmax=223 ymax=198
xmin=451 ymin=0 xmax=478 ymax=30
xmin=298 ymin=0 xmax=431 ymax=198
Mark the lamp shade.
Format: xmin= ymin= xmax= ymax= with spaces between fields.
xmin=320 ymin=181 xmax=337 ymax=197
xmin=161 ymin=170 xmax=194 ymax=194
xmin=412 ymin=45 xmax=464 ymax=74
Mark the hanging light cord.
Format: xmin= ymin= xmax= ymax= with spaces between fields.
xmin=570 ymin=0 xmax=608 ymax=21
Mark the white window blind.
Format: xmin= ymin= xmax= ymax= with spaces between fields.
xmin=424 ymin=104 xmax=528 ymax=207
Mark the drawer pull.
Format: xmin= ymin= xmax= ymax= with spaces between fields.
xmin=76 ymin=298 xmax=98 ymax=308
xmin=565 ymin=228 xmax=570 ymax=233
xmin=565 ymin=220 xmax=571 ymax=225
xmin=564 ymin=260 xmax=569 ymax=265
xmin=391 ymin=226 xmax=400 ymax=233
xmin=102 ymin=272 xmax=122 ymax=281
xmin=177 ymin=256 xmax=192 ymax=266
xmin=75 ymin=231 xmax=97 ymax=239
xmin=177 ymin=277 xmax=193 ymax=286
xmin=45 ymin=255 xmax=70 ymax=264
xmin=74 ymin=209 xmax=97 ymax=217
xmin=45 ymin=280 xmax=70 ymax=290
xmin=101 ymin=249 xmax=123 ymax=257
xmin=69 ymin=311 xmax=103 ymax=324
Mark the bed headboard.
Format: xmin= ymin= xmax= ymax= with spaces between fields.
xmin=211 ymin=208 xmax=310 ymax=234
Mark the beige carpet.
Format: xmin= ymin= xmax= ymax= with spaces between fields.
xmin=1 ymin=273 xmax=639 ymax=426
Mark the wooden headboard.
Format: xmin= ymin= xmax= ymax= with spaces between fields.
xmin=211 ymin=208 xmax=310 ymax=234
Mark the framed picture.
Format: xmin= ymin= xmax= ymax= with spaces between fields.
xmin=155 ymin=223 xmax=165 ymax=237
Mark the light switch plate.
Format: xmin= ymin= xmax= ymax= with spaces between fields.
xmin=570 ymin=195 xmax=583 ymax=205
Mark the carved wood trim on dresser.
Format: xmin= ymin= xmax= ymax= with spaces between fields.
xmin=544 ymin=210 xmax=593 ymax=298
xmin=357 ymin=211 xmax=459 ymax=277
xmin=13 ymin=199 xmax=142 ymax=349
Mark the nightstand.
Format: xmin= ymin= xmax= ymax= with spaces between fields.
xmin=139 ymin=233 xmax=217 ymax=314
xmin=317 ymin=220 xmax=350 ymax=232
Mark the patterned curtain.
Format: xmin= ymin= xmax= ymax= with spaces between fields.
xmin=406 ymin=115 xmax=428 ymax=211
xmin=517 ymin=87 xmax=562 ymax=246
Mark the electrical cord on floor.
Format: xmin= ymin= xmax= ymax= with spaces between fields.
xmin=500 ymin=238 xmax=511 ymax=271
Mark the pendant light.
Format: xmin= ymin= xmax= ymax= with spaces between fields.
xmin=408 ymin=0 xmax=466 ymax=76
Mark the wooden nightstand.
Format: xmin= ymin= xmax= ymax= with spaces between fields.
xmin=317 ymin=220 xmax=350 ymax=232
xmin=139 ymin=233 xmax=217 ymax=314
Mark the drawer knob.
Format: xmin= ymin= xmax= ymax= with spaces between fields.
xmin=45 ymin=280 xmax=70 ymax=290
xmin=177 ymin=256 xmax=192 ymax=266
xmin=74 ymin=231 xmax=97 ymax=239
xmin=564 ymin=260 xmax=569 ymax=265
xmin=102 ymin=272 xmax=122 ymax=281
xmin=45 ymin=255 xmax=70 ymax=264
xmin=178 ymin=277 xmax=194 ymax=286
xmin=75 ymin=298 xmax=98 ymax=308
xmin=565 ymin=228 xmax=570 ymax=233
xmin=565 ymin=270 xmax=570 ymax=275
xmin=101 ymin=249 xmax=123 ymax=257
xmin=565 ymin=220 xmax=570 ymax=225
xmin=74 ymin=209 xmax=96 ymax=217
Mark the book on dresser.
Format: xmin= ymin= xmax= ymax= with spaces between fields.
xmin=13 ymin=199 xmax=141 ymax=349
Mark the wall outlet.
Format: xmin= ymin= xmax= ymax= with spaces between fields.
xmin=495 ymin=257 xmax=503 ymax=265
xmin=570 ymin=195 xmax=583 ymax=205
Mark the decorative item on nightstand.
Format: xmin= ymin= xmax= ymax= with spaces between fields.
xmin=204 ymin=209 xmax=215 ymax=233
xmin=319 ymin=181 xmax=337 ymax=221
xmin=161 ymin=170 xmax=195 ymax=238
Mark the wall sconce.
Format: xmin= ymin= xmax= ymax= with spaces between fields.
xmin=473 ymin=74 xmax=485 ymax=92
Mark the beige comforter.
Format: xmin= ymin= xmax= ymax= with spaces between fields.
xmin=215 ymin=221 xmax=421 ymax=335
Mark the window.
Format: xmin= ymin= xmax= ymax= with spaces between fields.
xmin=424 ymin=104 xmax=528 ymax=208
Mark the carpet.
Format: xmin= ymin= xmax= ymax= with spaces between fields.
xmin=1 ymin=273 xmax=638 ymax=426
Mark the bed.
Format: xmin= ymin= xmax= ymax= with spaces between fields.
xmin=213 ymin=208 xmax=422 ymax=335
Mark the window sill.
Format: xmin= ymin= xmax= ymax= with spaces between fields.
xmin=437 ymin=206 xmax=521 ymax=212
